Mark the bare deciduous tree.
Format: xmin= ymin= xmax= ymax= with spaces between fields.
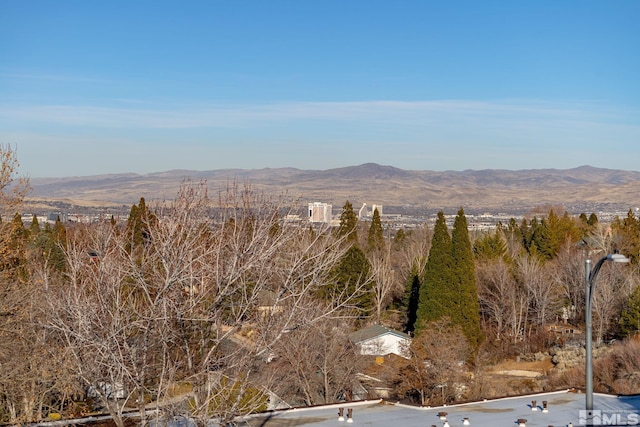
xmin=587 ymin=223 xmax=616 ymax=255
xmin=50 ymin=182 xmax=367 ymax=426
xmin=515 ymin=254 xmax=561 ymax=328
xmin=271 ymin=317 xmax=366 ymax=406
xmin=368 ymin=247 xmax=402 ymax=323
xmin=590 ymin=266 xmax=633 ymax=344
xmin=0 ymin=144 xmax=62 ymax=424
xmin=476 ymin=259 xmax=521 ymax=342
xmin=0 ymin=144 xmax=29 ymax=219
xmin=551 ymin=243 xmax=586 ymax=324
xmin=397 ymin=225 xmax=431 ymax=281
xmin=391 ymin=318 xmax=469 ymax=406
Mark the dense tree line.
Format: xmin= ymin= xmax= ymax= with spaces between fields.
xmin=475 ymin=209 xmax=640 ymax=348
xmin=2 ymin=144 xmax=640 ymax=421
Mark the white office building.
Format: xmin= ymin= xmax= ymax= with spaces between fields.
xmin=308 ymin=202 xmax=332 ymax=224
xmin=358 ymin=203 xmax=368 ymax=219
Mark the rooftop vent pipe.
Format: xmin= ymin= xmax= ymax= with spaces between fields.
xmin=531 ymin=400 xmax=537 ymax=411
xmin=463 ymin=417 xmax=470 ymax=425
xmin=347 ymin=408 xmax=353 ymax=423
xmin=542 ymin=400 xmax=548 ymax=413
xmin=517 ymin=418 xmax=527 ymax=427
xmin=338 ymin=408 xmax=344 ymax=421
xmin=438 ymin=411 xmax=448 ymax=420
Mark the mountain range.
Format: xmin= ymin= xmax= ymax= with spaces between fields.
xmin=26 ymin=164 xmax=640 ymax=215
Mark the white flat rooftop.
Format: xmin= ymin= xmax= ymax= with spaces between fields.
xmin=240 ymin=390 xmax=640 ymax=427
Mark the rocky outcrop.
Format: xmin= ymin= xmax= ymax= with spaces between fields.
xmin=549 ymin=346 xmax=612 ymax=371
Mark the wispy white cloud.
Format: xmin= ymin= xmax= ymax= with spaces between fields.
xmin=0 ymin=70 xmax=111 ymax=84
xmin=0 ymin=99 xmax=636 ymax=130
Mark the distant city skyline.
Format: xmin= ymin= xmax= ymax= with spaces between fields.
xmin=1 ymin=1 xmax=639 ymax=177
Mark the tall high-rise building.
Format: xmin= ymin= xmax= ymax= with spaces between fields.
xmin=308 ymin=202 xmax=332 ymax=223
xmin=358 ymin=203 xmax=368 ymax=219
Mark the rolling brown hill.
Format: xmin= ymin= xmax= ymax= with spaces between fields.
xmin=26 ymin=164 xmax=640 ymax=215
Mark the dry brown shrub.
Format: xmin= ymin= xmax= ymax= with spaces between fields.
xmin=545 ymin=365 xmax=585 ymax=391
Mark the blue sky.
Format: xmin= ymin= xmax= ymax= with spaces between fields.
xmin=1 ymin=1 xmax=639 ymax=177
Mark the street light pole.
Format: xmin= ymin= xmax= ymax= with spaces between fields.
xmin=584 ymin=253 xmax=630 ymax=425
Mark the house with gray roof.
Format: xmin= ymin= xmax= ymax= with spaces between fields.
xmin=349 ymin=324 xmax=411 ymax=358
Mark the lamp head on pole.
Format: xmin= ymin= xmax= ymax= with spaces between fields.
xmin=588 ymin=253 xmax=630 ymax=285
xmin=607 ymin=254 xmax=630 ymax=263
xmin=585 ymin=251 xmax=630 ymax=422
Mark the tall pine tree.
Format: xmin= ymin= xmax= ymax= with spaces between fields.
xmin=416 ymin=211 xmax=453 ymax=334
xmin=28 ymin=215 xmax=40 ymax=238
xmin=473 ymin=226 xmax=508 ymax=261
xmin=403 ymin=272 xmax=421 ymax=334
xmin=416 ymin=209 xmax=483 ymax=349
xmin=2 ymin=213 xmax=28 ymax=277
xmin=337 ymin=200 xmax=358 ymax=245
xmin=125 ymin=197 xmax=156 ymax=253
xmin=612 ymin=209 xmax=640 ymax=264
xmin=366 ymin=208 xmax=385 ymax=252
xmin=620 ymin=285 xmax=640 ymax=337
xmin=451 ymin=208 xmax=483 ymax=349
xmin=320 ymin=245 xmax=374 ymax=316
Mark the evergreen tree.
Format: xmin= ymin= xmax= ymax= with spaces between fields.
xmin=322 ymin=246 xmax=373 ymax=316
xmin=29 ymin=214 xmax=40 ymax=238
xmin=578 ymin=212 xmax=600 ymax=237
xmin=416 ymin=211 xmax=453 ymax=334
xmin=506 ymin=217 xmax=523 ymax=248
xmin=620 ymin=285 xmax=640 ymax=337
xmin=125 ymin=203 xmax=140 ymax=253
xmin=612 ymin=209 xmax=640 ymax=264
xmin=536 ymin=209 xmax=581 ymax=259
xmin=473 ymin=228 xmax=507 ymax=261
xmin=2 ymin=213 xmax=27 ymax=275
xmin=520 ymin=218 xmax=532 ymax=251
xmin=579 ymin=213 xmax=588 ymax=225
xmin=544 ymin=209 xmax=564 ymax=258
xmin=561 ymin=211 xmax=582 ymax=243
xmin=366 ymin=208 xmax=385 ymax=252
xmin=48 ymin=216 xmax=67 ymax=271
xmin=29 ymin=217 xmax=66 ymax=273
xmin=578 ymin=212 xmax=591 ymax=236
xmin=10 ymin=213 xmax=26 ymax=242
xmin=394 ymin=228 xmax=407 ymax=247
xmin=52 ymin=216 xmax=66 ymax=245
xmin=403 ymin=273 xmax=421 ymax=334
xmin=125 ymin=197 xmax=156 ymax=252
xmin=528 ymin=217 xmax=551 ymax=259
xmin=337 ymin=200 xmax=358 ymax=245
xmin=451 ymin=208 xmax=483 ymax=348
